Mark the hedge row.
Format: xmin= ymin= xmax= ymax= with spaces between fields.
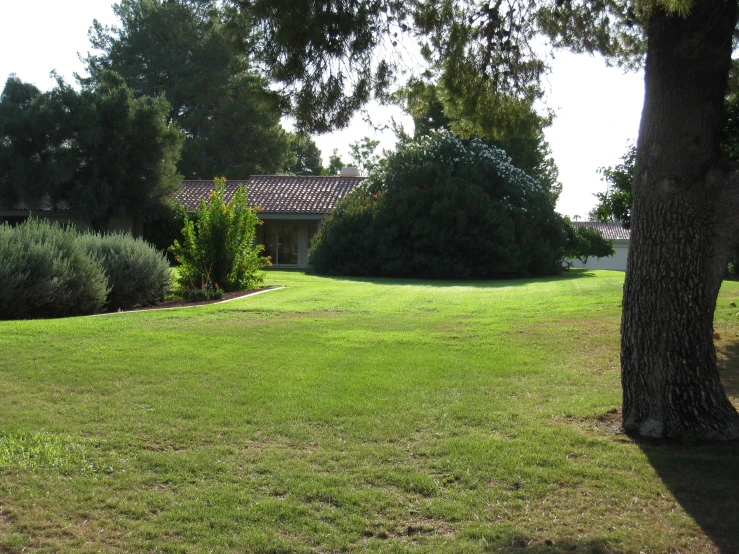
xmin=0 ymin=219 xmax=170 ymax=320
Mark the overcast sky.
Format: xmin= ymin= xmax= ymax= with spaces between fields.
xmin=0 ymin=0 xmax=645 ymax=219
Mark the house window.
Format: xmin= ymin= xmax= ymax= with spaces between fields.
xmin=262 ymin=222 xmax=299 ymax=265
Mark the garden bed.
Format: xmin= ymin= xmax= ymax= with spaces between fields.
xmin=112 ymin=287 xmax=273 ymax=313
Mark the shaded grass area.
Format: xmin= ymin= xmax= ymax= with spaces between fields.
xmin=0 ymin=269 xmax=737 ymax=552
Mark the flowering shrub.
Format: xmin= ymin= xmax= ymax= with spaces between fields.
xmin=179 ymin=274 xmax=225 ymax=302
xmin=170 ymin=177 xmax=269 ymax=295
xmin=309 ymin=131 xmax=568 ymax=279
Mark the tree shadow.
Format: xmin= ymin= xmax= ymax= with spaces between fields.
xmin=304 ymin=268 xmax=600 ymax=289
xmin=633 ymin=340 xmax=739 ymax=553
xmin=636 ymin=439 xmax=739 ymax=553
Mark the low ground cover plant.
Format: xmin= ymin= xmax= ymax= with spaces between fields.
xmin=309 ymin=131 xmax=569 ymax=278
xmin=170 ymin=177 xmax=269 ymax=300
xmin=0 ymin=218 xmax=170 ymax=319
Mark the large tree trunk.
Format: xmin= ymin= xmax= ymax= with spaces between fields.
xmin=622 ymin=0 xmax=739 ymax=440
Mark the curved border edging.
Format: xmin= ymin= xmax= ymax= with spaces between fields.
xmin=89 ymin=286 xmax=286 ymax=317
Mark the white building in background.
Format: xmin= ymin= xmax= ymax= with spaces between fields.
xmin=569 ymin=221 xmax=630 ymax=271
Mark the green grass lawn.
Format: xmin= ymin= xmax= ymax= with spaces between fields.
xmin=1 ymin=270 xmax=738 ymax=553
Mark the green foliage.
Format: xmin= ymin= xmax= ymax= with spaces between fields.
xmin=241 ymin=0 xmax=646 ymax=133
xmin=170 ymin=177 xmax=269 ymax=295
xmin=85 ymin=0 xmax=293 ymax=179
xmin=142 ymin=199 xmax=190 ymax=263
xmin=285 ymin=133 xmax=324 ymax=175
xmin=323 ymin=149 xmax=345 ymax=176
xmin=0 ymin=432 xmax=90 ymax=473
xmin=348 ymin=136 xmax=380 ymax=175
xmin=309 ymin=131 xmax=568 ymax=279
xmin=400 ymin=81 xmax=560 ymax=200
xmin=244 ymin=0 xmax=394 ymax=132
xmin=590 ymin=143 xmax=636 ymax=228
xmin=0 ymin=219 xmax=109 ymax=320
xmin=78 ymin=232 xmax=171 ymax=311
xmin=728 ymin=252 xmax=739 ymax=280
xmin=0 ymin=72 xmax=183 ymax=230
xmin=565 ymin=224 xmax=615 ymax=265
xmin=721 ymin=65 xmax=739 ymax=163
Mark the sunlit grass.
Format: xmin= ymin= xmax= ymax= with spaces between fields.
xmin=0 ymin=270 xmax=737 ymax=553
xmin=0 ymin=432 xmax=90 ymax=472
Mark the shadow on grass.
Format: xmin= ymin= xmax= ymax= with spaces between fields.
xmin=300 ymin=268 xmax=600 ymax=288
xmin=634 ymin=341 xmax=739 ymax=553
xmin=637 ymin=440 xmax=739 ymax=553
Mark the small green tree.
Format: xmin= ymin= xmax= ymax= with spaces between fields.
xmin=285 ymin=133 xmax=324 ymax=175
xmin=322 ymin=149 xmax=345 ymax=176
xmin=170 ymin=177 xmax=269 ymax=297
xmin=348 ymin=137 xmax=380 ymax=175
xmin=589 ymin=144 xmax=636 ymax=228
xmin=565 ymin=225 xmax=615 ymax=266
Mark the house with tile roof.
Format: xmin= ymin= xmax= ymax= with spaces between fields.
xmin=568 ymin=221 xmax=631 ymax=271
xmin=0 ymin=172 xmax=364 ymax=269
xmin=177 ymin=174 xmax=365 ymax=268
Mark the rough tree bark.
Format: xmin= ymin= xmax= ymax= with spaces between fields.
xmin=622 ymin=0 xmax=739 ymax=440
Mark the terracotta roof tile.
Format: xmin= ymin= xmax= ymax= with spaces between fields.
xmin=177 ymin=176 xmax=365 ymax=214
xmin=572 ymin=221 xmax=630 ymax=240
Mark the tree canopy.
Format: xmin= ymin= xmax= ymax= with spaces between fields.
xmin=0 ymin=72 xmax=182 ymax=230
xmin=284 ymin=133 xmax=324 ymax=175
xmin=589 ymin=143 xmax=635 ymax=227
xmin=565 ymin=224 xmax=615 ymax=265
xmin=324 ymin=149 xmax=345 ymax=176
xmin=348 ymin=137 xmax=380 ymax=175
xmin=400 ymin=80 xmax=560 ymax=198
xmin=84 ymin=0 xmax=294 ymax=179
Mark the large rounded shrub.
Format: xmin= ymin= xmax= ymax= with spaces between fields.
xmin=78 ymin=232 xmax=171 ymax=311
xmin=309 ymin=132 xmax=568 ymax=279
xmin=0 ymin=219 xmax=109 ymax=319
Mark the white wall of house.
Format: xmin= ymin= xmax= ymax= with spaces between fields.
xmin=568 ymin=239 xmax=629 ymax=271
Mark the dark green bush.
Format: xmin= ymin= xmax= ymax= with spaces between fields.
xmin=143 ymin=199 xmax=190 ymax=264
xmin=0 ymin=219 xmax=109 ymax=319
xmin=78 ymin=232 xmax=171 ymax=311
xmin=309 ymin=131 xmax=568 ymax=279
xmin=170 ymin=177 xmax=269 ymax=295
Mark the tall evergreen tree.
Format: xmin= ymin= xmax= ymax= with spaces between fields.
xmin=84 ymin=0 xmax=292 ymax=179
xmin=0 ymin=72 xmax=182 ymax=230
xmin=284 ymin=133 xmax=324 ymax=175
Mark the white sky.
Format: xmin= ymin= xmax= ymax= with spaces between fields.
xmin=0 ymin=0 xmax=645 ymax=219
